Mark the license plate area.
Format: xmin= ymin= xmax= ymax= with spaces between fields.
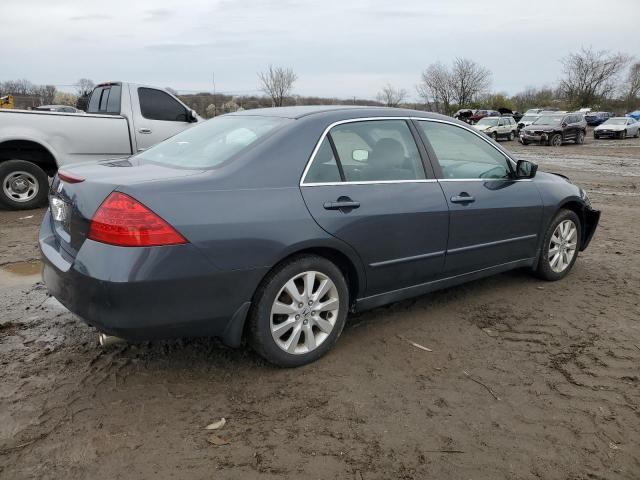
xmin=49 ymin=195 xmax=72 ymax=242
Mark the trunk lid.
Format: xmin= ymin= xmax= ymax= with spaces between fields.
xmin=49 ymin=159 xmax=204 ymax=258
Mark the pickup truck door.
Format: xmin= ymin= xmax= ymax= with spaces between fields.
xmin=129 ymin=86 xmax=196 ymax=152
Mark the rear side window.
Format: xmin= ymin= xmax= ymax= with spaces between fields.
xmin=136 ymin=116 xmax=289 ymax=169
xmin=138 ymin=88 xmax=187 ymax=122
xmin=304 ymin=138 xmax=341 ymax=183
xmin=87 ymin=85 xmax=121 ymax=114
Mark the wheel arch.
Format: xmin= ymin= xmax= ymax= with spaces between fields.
xmin=557 ymin=198 xmax=597 ymax=251
xmin=0 ymin=139 xmax=58 ymax=176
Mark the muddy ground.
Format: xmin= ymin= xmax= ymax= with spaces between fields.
xmin=1 ymin=129 xmax=639 ymax=479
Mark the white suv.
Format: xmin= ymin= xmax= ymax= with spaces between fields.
xmin=473 ymin=116 xmax=518 ymax=141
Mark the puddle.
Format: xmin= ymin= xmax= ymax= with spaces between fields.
xmin=0 ymin=261 xmax=42 ymax=287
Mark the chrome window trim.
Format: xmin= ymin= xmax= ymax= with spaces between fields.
xmin=299 ymin=116 xmax=519 ymax=187
xmin=303 ymin=179 xmax=438 ymax=187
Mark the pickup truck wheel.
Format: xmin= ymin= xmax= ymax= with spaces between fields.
xmin=0 ymin=160 xmax=49 ymax=210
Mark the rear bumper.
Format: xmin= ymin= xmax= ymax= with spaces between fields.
xmin=39 ymin=213 xmax=267 ymax=347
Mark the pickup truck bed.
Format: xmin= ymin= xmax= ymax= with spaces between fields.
xmin=0 ymin=82 xmax=199 ymax=210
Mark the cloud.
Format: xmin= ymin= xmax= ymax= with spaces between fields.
xmin=68 ymin=13 xmax=112 ymax=21
xmin=144 ymin=8 xmax=172 ymax=21
xmin=144 ymin=41 xmax=245 ymax=53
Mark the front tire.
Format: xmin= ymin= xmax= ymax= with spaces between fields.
xmin=508 ymin=131 xmax=515 ymax=141
xmin=491 ymin=131 xmax=498 ymax=141
xmin=620 ymin=130 xmax=627 ymax=140
xmin=534 ymin=209 xmax=581 ymax=281
xmin=248 ymin=254 xmax=349 ymax=367
xmin=575 ymin=131 xmax=585 ymax=144
xmin=0 ymin=160 xmax=49 ymax=210
xmin=548 ymin=134 xmax=562 ymax=147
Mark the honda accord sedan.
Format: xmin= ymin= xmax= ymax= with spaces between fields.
xmin=40 ymin=106 xmax=600 ymax=367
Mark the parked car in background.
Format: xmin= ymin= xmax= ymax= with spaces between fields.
xmin=34 ymin=105 xmax=83 ymax=113
xmin=520 ymin=112 xmax=587 ymax=146
xmin=497 ymin=107 xmax=522 ymax=122
xmin=626 ymin=111 xmax=640 ymax=121
xmin=453 ymin=109 xmax=475 ymax=124
xmin=473 ymin=115 xmax=518 ymax=141
xmin=594 ymin=117 xmax=640 ymax=139
xmin=0 ymin=81 xmax=201 ymax=210
xmin=40 ymin=106 xmax=600 ymax=367
xmin=524 ymin=108 xmax=544 ymax=115
xmin=585 ymin=111 xmax=613 ymax=126
xmin=470 ymin=109 xmax=500 ymax=124
xmin=517 ymin=114 xmax=540 ymax=133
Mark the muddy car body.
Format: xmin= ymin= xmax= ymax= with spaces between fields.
xmin=520 ymin=113 xmax=587 ymax=146
xmin=40 ymin=106 xmax=600 ymax=366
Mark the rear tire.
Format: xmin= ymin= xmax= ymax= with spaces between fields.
xmin=248 ymin=254 xmax=349 ymax=367
xmin=534 ymin=209 xmax=581 ymax=281
xmin=0 ymin=160 xmax=49 ymax=210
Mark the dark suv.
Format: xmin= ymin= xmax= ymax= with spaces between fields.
xmin=520 ymin=113 xmax=587 ymax=146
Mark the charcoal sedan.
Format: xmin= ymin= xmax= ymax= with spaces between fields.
xmin=40 ymin=106 xmax=600 ymax=367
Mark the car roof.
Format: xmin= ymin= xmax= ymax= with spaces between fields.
xmin=228 ymin=105 xmax=448 ymax=120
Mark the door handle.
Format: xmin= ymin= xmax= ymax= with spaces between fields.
xmin=323 ymin=201 xmax=360 ymax=210
xmin=138 ymin=128 xmax=152 ymax=134
xmin=450 ymin=193 xmax=475 ymax=204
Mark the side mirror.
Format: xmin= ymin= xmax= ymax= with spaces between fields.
xmin=561 ymin=123 xmax=567 ymax=128
xmin=515 ymin=159 xmax=537 ymax=179
xmin=188 ymin=109 xmax=198 ymax=123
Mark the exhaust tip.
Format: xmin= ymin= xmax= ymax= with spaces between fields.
xmin=98 ymin=333 xmax=125 ymax=347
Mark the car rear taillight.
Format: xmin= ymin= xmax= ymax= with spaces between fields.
xmin=58 ymin=170 xmax=85 ymax=184
xmin=88 ymin=192 xmax=187 ymax=247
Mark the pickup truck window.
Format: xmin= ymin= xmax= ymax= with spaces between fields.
xmin=138 ymin=88 xmax=188 ymax=122
xmin=136 ymin=116 xmax=289 ymax=169
xmin=87 ymin=85 xmax=121 ymax=115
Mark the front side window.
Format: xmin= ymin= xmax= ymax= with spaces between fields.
xmin=418 ymin=121 xmax=512 ymax=180
xmin=138 ymin=87 xmax=187 ymax=122
xmin=136 ymin=115 xmax=289 ymax=169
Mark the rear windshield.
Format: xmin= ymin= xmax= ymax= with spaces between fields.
xmin=136 ymin=115 xmax=290 ymax=169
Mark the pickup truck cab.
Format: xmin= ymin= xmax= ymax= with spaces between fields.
xmin=0 ymin=82 xmax=200 ymax=210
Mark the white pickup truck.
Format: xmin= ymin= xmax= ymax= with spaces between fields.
xmin=0 ymin=82 xmax=200 ymax=210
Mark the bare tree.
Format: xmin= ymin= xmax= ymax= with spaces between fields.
xmin=623 ymin=62 xmax=640 ymax=109
xmin=258 ymin=65 xmax=297 ymax=107
xmin=376 ymin=83 xmax=407 ymax=107
xmin=75 ymin=78 xmax=95 ymax=110
xmin=417 ymin=62 xmax=454 ymax=114
xmin=559 ymin=47 xmax=631 ymax=108
xmin=450 ymin=57 xmax=491 ymax=107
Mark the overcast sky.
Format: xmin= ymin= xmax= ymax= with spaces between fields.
xmin=1 ymin=0 xmax=639 ymax=99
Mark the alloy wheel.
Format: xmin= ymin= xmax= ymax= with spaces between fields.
xmin=270 ymin=271 xmax=339 ymax=355
xmin=2 ymin=171 xmax=39 ymax=203
xmin=550 ymin=135 xmax=562 ymax=147
xmin=548 ymin=220 xmax=578 ymax=273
